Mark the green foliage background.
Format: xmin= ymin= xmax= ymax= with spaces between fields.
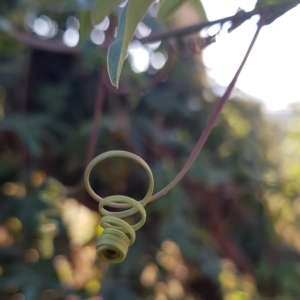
xmin=0 ymin=1 xmax=300 ymax=300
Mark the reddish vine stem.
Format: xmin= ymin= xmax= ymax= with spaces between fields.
xmin=66 ymin=68 xmax=106 ymax=194
xmin=10 ymin=29 xmax=80 ymax=54
xmin=16 ymin=50 xmax=31 ymax=114
xmin=84 ymin=68 xmax=106 ymax=169
xmin=150 ymin=15 xmax=266 ymax=202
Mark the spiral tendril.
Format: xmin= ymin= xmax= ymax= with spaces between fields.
xmin=84 ymin=151 xmax=154 ymax=263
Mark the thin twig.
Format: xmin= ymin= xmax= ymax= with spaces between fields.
xmin=138 ymin=9 xmax=259 ymax=44
xmin=10 ymin=29 xmax=80 ymax=54
xmin=66 ymin=68 xmax=106 ymax=194
xmin=84 ymin=67 xmax=106 ymax=169
xmin=1 ymin=3 xmax=293 ymax=54
xmin=139 ymin=2 xmax=298 ymax=43
xmin=150 ymin=14 xmax=266 ymax=202
xmin=16 ymin=49 xmax=31 ymax=113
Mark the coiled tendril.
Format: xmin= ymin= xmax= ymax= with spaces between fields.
xmin=84 ymin=151 xmax=154 ymax=263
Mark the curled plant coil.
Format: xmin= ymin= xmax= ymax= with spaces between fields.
xmin=85 ymin=151 xmax=154 ymax=263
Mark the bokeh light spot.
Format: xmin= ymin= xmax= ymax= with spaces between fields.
xmin=0 ymin=226 xmax=13 ymax=246
xmin=2 ymin=182 xmax=18 ymax=196
xmin=150 ymin=51 xmax=167 ymax=70
xmin=135 ymin=22 xmax=152 ymax=38
xmin=174 ymin=265 xmax=189 ymax=281
xmin=146 ymin=41 xmax=161 ymax=50
xmin=63 ymin=28 xmax=79 ymax=47
xmin=53 ymin=255 xmax=73 ymax=287
xmin=30 ymin=170 xmax=46 ymax=187
xmin=161 ymin=239 xmax=180 ymax=256
xmin=33 ymin=15 xmax=53 ymax=38
xmin=95 ymin=16 xmax=110 ymax=31
xmin=85 ymin=279 xmax=101 ymax=294
xmin=141 ymin=263 xmax=158 ymax=287
xmin=6 ymin=217 xmax=22 ymax=233
xmin=90 ymin=29 xmax=105 ymax=45
xmin=155 ymin=293 xmax=167 ymax=300
xmin=66 ymin=16 xmax=80 ymax=30
xmin=167 ymin=279 xmax=184 ymax=299
xmin=128 ymin=41 xmax=150 ymax=73
xmin=25 ymin=248 xmax=39 ymax=263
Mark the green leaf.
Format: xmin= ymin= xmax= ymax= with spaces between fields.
xmin=157 ymin=0 xmax=185 ymax=21
xmin=258 ymin=0 xmax=289 ymax=5
xmin=158 ymin=0 xmax=207 ymax=21
xmin=257 ymin=0 xmax=300 ymax=18
xmin=189 ymin=0 xmax=207 ymax=20
xmin=79 ymin=10 xmax=92 ymax=40
xmin=264 ymin=0 xmax=300 ymax=24
xmin=40 ymin=0 xmax=95 ymax=12
xmin=91 ymin=0 xmax=124 ymax=25
xmin=107 ymin=0 xmax=155 ymax=87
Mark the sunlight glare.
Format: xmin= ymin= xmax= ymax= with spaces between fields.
xmin=128 ymin=41 xmax=150 ymax=73
xmin=207 ymin=23 xmax=221 ymax=36
xmin=201 ymin=1 xmax=300 ymax=112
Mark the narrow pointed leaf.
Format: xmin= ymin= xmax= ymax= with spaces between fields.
xmin=91 ymin=0 xmax=124 ymax=25
xmin=107 ymin=0 xmax=155 ymax=87
xmin=79 ymin=10 xmax=92 ymax=40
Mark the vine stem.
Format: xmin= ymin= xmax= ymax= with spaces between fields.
xmin=66 ymin=68 xmax=106 ymax=195
xmin=2 ymin=4 xmax=283 ymax=54
xmin=84 ymin=68 xmax=106 ymax=169
xmin=150 ymin=15 xmax=266 ymax=202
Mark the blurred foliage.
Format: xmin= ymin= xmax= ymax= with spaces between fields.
xmin=0 ymin=1 xmax=300 ymax=300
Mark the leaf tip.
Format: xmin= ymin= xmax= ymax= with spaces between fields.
xmin=107 ymin=69 xmax=119 ymax=88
